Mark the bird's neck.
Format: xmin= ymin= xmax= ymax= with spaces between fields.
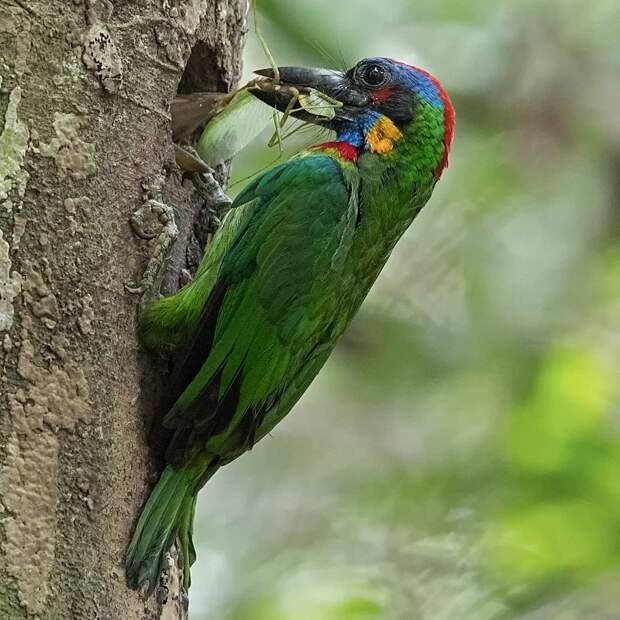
xmin=385 ymin=100 xmax=452 ymax=187
xmin=312 ymin=101 xmax=452 ymax=188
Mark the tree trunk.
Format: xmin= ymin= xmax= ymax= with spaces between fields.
xmin=0 ymin=1 xmax=247 ymax=618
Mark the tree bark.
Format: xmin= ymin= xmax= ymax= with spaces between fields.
xmin=0 ymin=1 xmax=247 ymax=618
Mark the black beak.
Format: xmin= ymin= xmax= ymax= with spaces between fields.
xmin=251 ymin=66 xmax=370 ymax=126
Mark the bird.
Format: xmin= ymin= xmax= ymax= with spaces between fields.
xmin=126 ymin=56 xmax=455 ymax=592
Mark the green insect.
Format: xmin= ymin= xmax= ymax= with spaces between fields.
xmin=126 ymin=55 xmax=455 ymax=593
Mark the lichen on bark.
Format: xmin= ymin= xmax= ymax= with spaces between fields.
xmin=0 ymin=79 xmax=29 ymax=333
xmin=0 ymin=81 xmax=30 ymax=205
xmin=39 ymin=113 xmax=97 ymax=180
xmin=0 ymin=231 xmax=21 ymax=332
xmin=0 ymin=316 xmax=90 ymax=614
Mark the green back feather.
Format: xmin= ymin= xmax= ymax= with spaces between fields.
xmin=162 ymin=156 xmax=359 ymax=461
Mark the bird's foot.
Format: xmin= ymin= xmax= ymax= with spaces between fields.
xmin=175 ymin=144 xmax=231 ymax=244
xmin=126 ymin=182 xmax=179 ymax=306
xmin=192 ymin=166 xmax=232 ymax=250
xmin=192 ymin=168 xmax=232 ymax=215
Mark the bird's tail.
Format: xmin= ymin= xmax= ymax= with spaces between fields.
xmin=125 ymin=458 xmax=216 ymax=591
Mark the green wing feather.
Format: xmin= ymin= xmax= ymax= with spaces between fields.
xmin=163 ymin=155 xmax=359 ymax=465
xmin=137 ymin=203 xmax=256 ymax=351
xmin=127 ymin=155 xmax=359 ymax=591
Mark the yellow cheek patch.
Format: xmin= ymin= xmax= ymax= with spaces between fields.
xmin=367 ymin=116 xmax=403 ymax=155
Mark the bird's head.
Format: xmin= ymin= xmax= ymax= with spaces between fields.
xmin=253 ymin=57 xmax=455 ymax=177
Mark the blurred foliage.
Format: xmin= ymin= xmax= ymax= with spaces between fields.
xmin=190 ymin=1 xmax=620 ymax=618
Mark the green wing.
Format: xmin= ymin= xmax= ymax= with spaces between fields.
xmin=164 ymin=155 xmax=359 ymax=466
xmin=137 ymin=204 xmax=255 ymax=351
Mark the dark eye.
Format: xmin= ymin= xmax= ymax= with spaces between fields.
xmin=357 ymin=63 xmax=389 ymax=88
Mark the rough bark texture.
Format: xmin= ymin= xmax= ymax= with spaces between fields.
xmin=0 ymin=1 xmax=247 ymax=618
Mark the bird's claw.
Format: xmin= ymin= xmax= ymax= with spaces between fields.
xmin=130 ymin=199 xmax=176 ymax=240
xmin=192 ymin=170 xmax=232 ymax=213
xmin=128 ymin=195 xmax=179 ymax=307
xmin=124 ymin=282 xmax=145 ymax=295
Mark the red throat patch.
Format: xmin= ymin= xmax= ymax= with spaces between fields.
xmin=313 ymin=141 xmax=359 ymax=163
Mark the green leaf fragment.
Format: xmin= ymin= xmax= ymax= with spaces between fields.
xmin=196 ymin=88 xmax=274 ymax=166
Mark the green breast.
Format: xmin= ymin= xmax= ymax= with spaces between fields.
xmin=336 ymin=100 xmax=447 ymax=328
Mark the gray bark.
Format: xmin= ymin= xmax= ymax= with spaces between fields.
xmin=0 ymin=1 xmax=247 ymax=618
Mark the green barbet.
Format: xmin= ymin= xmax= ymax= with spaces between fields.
xmin=126 ymin=57 xmax=455 ymax=591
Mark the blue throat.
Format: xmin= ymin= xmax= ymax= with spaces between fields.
xmin=335 ymin=110 xmax=383 ymax=150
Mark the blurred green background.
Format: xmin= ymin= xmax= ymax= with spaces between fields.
xmin=191 ymin=1 xmax=620 ymax=618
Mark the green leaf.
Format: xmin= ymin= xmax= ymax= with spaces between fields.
xmin=196 ymin=88 xmax=275 ymax=166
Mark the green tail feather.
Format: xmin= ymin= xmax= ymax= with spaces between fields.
xmin=126 ymin=464 xmax=202 ymax=591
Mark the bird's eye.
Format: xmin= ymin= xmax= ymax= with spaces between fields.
xmin=357 ymin=63 xmax=389 ymax=88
